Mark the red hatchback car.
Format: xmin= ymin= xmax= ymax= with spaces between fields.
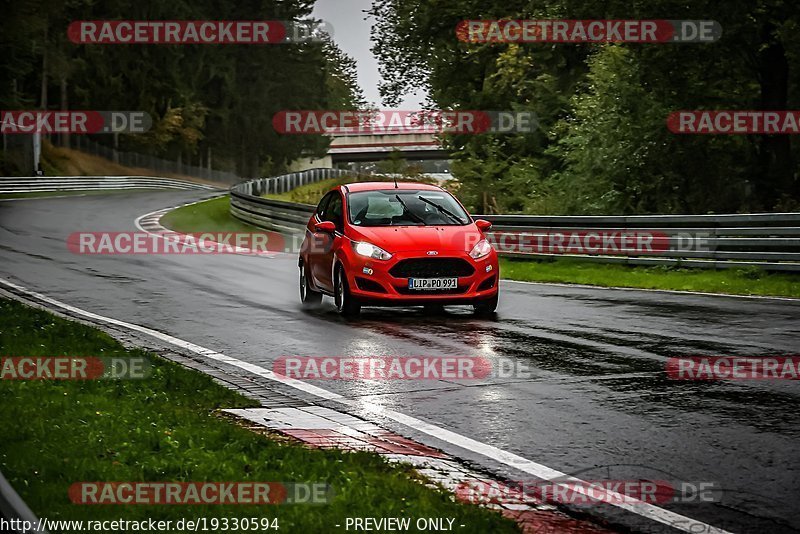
xmin=298 ymin=182 xmax=499 ymax=316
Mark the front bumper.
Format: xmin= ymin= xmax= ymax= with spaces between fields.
xmin=342 ymin=249 xmax=499 ymax=305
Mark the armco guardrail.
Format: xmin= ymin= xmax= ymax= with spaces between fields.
xmin=234 ymin=168 xmax=351 ymax=196
xmin=480 ymin=213 xmax=800 ymax=271
xmin=230 ymin=168 xmax=348 ymax=234
xmin=230 ymin=170 xmax=800 ymax=271
xmin=0 ymin=469 xmax=47 ymax=534
xmin=0 ymin=176 xmax=221 ymax=194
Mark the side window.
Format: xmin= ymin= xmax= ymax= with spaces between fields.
xmin=325 ymin=194 xmax=344 ymax=233
xmin=316 ymin=192 xmax=333 ymax=220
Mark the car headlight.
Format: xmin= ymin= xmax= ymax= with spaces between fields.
xmin=353 ymin=241 xmax=392 ymax=260
xmin=469 ymin=239 xmax=492 ymax=260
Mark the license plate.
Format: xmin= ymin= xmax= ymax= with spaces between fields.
xmin=408 ymin=278 xmax=458 ymax=290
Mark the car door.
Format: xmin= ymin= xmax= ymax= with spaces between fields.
xmin=313 ymin=192 xmax=343 ymax=290
xmin=307 ymin=192 xmax=332 ymax=287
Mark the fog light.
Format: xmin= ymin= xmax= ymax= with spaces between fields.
xmin=362 ymin=267 xmax=373 ymax=275
xmin=485 ymin=264 xmax=493 ymax=272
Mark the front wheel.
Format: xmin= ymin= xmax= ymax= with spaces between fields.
xmin=473 ymin=293 xmax=498 ymax=316
xmin=299 ymin=263 xmax=322 ymax=308
xmin=335 ymin=265 xmax=361 ymax=316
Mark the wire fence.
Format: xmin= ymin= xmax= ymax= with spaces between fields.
xmin=75 ymin=138 xmax=240 ymax=184
xmin=0 ymin=135 xmax=35 ymax=175
xmin=1 ymin=132 xmax=241 ymax=183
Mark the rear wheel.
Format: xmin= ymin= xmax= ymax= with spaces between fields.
xmin=335 ymin=265 xmax=361 ymax=316
xmin=473 ymin=293 xmax=498 ymax=315
xmin=299 ymin=263 xmax=322 ymax=308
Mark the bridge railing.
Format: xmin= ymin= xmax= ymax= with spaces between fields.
xmin=229 ymin=171 xmax=800 ymax=271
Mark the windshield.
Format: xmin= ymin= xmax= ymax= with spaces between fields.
xmin=347 ymin=189 xmax=470 ymax=227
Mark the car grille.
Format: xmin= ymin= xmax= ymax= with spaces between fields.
xmin=389 ymin=258 xmax=475 ymax=278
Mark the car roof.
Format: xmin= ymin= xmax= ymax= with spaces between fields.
xmin=341 ymin=181 xmax=443 ymax=193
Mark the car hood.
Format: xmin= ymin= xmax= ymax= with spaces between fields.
xmin=349 ymin=225 xmax=482 ymax=254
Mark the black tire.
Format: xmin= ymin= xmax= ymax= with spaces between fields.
xmin=473 ymin=293 xmax=498 ymax=315
xmin=299 ymin=263 xmax=322 ymax=308
xmin=334 ymin=265 xmax=361 ymax=316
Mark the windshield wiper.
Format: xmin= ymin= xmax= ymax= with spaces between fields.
xmin=417 ymin=196 xmax=465 ymax=224
xmin=395 ymin=195 xmax=425 ymax=224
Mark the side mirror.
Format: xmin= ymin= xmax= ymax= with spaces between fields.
xmin=314 ymin=220 xmax=336 ymax=233
xmin=474 ymin=219 xmax=492 ymax=232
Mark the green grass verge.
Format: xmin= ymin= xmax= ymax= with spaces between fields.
xmin=0 ymin=298 xmax=517 ymax=532
xmin=264 ymin=176 xmax=343 ymax=204
xmin=500 ymin=257 xmax=800 ymax=298
xmin=160 ymin=195 xmax=262 ymax=234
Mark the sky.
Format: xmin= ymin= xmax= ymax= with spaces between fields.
xmin=311 ymin=0 xmax=426 ymax=110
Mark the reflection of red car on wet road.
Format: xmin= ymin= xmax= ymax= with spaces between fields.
xmin=298 ymin=182 xmax=499 ymax=316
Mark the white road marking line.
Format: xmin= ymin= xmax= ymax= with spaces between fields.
xmin=134 ymin=200 xmax=279 ymax=258
xmin=133 ymin=195 xmax=223 ymax=233
xmin=0 ymin=278 xmax=733 ymax=534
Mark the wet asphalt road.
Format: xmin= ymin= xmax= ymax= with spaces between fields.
xmin=1 ymin=191 xmax=799 ymax=534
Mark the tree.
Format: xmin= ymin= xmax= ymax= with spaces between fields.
xmin=369 ymin=0 xmax=800 ymax=213
xmin=1 ymin=0 xmax=365 ymax=178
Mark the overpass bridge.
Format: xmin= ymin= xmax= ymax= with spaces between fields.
xmin=327 ymin=132 xmax=447 ymax=163
xmin=289 ymin=132 xmax=449 ymax=171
